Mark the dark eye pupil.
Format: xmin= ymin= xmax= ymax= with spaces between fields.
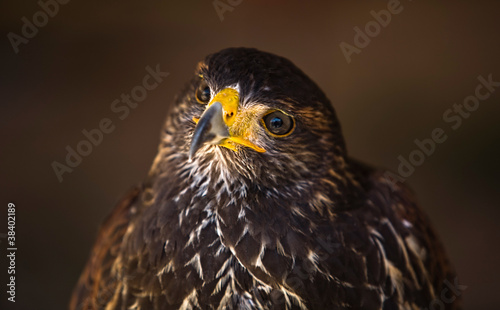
xmin=196 ymin=80 xmax=211 ymax=103
xmin=270 ymin=117 xmax=283 ymax=128
xmin=201 ymin=87 xmax=210 ymax=100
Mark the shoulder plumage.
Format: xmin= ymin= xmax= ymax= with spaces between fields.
xmin=70 ymin=187 xmax=141 ymax=310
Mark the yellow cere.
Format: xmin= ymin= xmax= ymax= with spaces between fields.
xmin=208 ymin=88 xmax=266 ymax=153
xmin=208 ymin=88 xmax=239 ymax=127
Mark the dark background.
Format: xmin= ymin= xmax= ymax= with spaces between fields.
xmin=1 ymin=1 xmax=499 ymax=309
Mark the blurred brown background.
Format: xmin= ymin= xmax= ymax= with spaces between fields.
xmin=1 ymin=1 xmax=499 ymax=309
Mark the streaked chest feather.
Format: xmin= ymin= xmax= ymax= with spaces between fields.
xmin=115 ymin=161 xmax=433 ymax=310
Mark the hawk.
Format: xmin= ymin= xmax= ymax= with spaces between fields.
xmin=71 ymin=48 xmax=460 ymax=309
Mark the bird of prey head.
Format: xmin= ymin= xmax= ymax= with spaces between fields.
xmin=151 ymin=48 xmax=362 ymax=210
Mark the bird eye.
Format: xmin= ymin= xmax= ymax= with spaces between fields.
xmin=262 ymin=110 xmax=295 ymax=136
xmin=195 ymin=80 xmax=211 ymax=104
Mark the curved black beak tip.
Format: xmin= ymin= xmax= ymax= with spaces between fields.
xmin=189 ymin=102 xmax=229 ymax=160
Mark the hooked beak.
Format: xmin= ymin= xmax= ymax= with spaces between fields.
xmin=189 ymin=88 xmax=266 ymax=159
xmin=189 ymin=101 xmax=228 ymax=159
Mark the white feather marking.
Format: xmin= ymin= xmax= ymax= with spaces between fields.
xmin=185 ymin=253 xmax=204 ymax=280
xmin=185 ymin=231 xmax=196 ymax=249
xmin=212 ymin=267 xmax=233 ymax=296
xmin=216 ymin=256 xmax=234 ymax=278
xmin=179 ymin=289 xmax=199 ymax=310
xmin=234 ymin=225 xmax=249 ymax=247
xmin=307 ymin=249 xmax=320 ymax=271
xmin=156 ymin=260 xmax=174 ymax=277
xmin=237 ymin=207 xmax=246 ymax=219
xmin=381 ymin=219 xmax=423 ymax=292
xmin=373 ymin=235 xmax=404 ymax=298
xmin=402 ymin=219 xmax=413 ymax=228
xmin=279 ymin=285 xmax=308 ymax=310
